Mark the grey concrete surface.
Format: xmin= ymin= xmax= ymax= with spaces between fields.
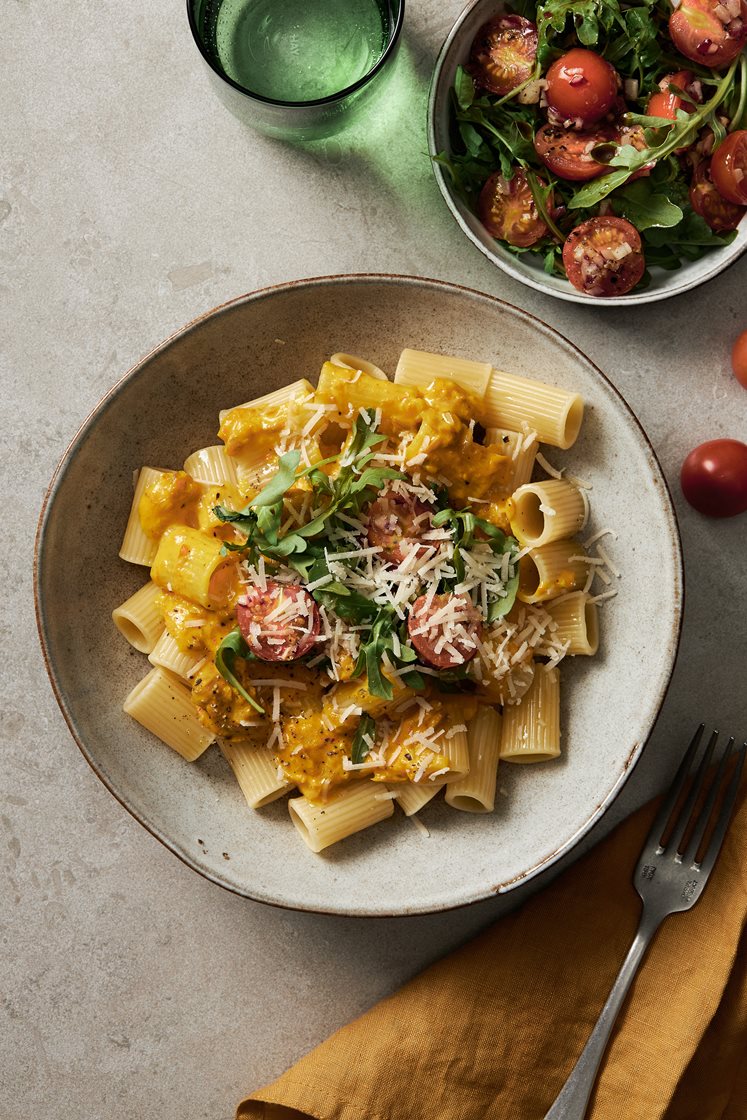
xmin=2 ymin=2 xmax=746 ymax=1117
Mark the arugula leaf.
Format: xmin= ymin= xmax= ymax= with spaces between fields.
xmin=459 ymin=121 xmax=486 ymax=159
xmin=567 ymin=167 xmax=638 ymax=210
xmin=213 ymin=504 xmax=258 ymax=540
xmin=351 ymin=714 xmax=376 ymax=765
xmin=454 ymin=65 xmax=475 ymax=112
xmin=433 ymin=507 xmax=520 ymax=618
xmin=214 ymin=413 xmax=403 ymax=568
xmin=215 ymin=628 xmax=264 ymax=714
xmin=644 ymin=210 xmax=736 ymax=258
xmin=353 ymin=608 xmax=398 ymax=700
xmin=610 ymin=180 xmax=683 ymax=230
xmin=350 ymin=606 xmax=425 ymax=700
xmin=302 ymin=553 xmax=378 ymax=622
xmin=488 ymin=559 xmax=520 ymax=621
xmin=251 ymin=451 xmax=301 ymax=507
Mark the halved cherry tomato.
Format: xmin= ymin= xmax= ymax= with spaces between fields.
xmin=689 ymin=159 xmax=746 ymax=231
xmin=732 ymin=329 xmax=747 ymax=389
xmin=711 ymin=130 xmax=747 ymax=205
xmin=647 ymin=70 xmax=696 ymax=119
xmin=669 ymin=0 xmax=747 ymax=69
xmin=681 ymin=439 xmax=747 ymax=517
xmin=534 ymin=123 xmax=615 ymax=182
xmin=545 ymin=49 xmax=618 ymax=125
xmin=468 ymin=16 xmax=538 ymax=97
xmin=562 ymin=217 xmax=645 ymax=297
xmin=477 ymin=169 xmax=550 ymax=247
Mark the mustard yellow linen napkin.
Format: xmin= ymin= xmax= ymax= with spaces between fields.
xmin=238 ymin=777 xmax=747 ymax=1120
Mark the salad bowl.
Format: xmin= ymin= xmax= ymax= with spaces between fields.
xmin=35 ymin=275 xmax=683 ymax=914
xmin=428 ymin=0 xmax=747 ymax=305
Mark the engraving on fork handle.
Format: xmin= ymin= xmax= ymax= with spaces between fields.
xmin=682 ymin=879 xmax=698 ymax=903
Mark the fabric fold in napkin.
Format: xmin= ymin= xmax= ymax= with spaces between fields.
xmin=238 ymin=777 xmax=747 ymax=1120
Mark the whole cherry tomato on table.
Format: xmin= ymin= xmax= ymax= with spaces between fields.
xmin=711 ymin=131 xmax=747 ymax=206
xmin=731 ymin=330 xmax=747 ymax=389
xmin=681 ymin=440 xmax=747 ymax=517
xmin=545 ymin=49 xmax=619 ymax=124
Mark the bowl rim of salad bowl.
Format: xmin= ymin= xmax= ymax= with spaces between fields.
xmin=34 ymin=273 xmax=684 ymax=916
xmin=427 ymin=0 xmax=747 ymax=307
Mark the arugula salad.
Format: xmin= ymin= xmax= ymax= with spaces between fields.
xmin=438 ymin=0 xmax=747 ymax=295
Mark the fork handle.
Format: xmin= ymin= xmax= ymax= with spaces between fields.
xmin=543 ymin=909 xmax=663 ymax=1120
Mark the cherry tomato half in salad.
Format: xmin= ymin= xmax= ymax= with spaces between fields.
xmin=732 ymin=329 xmax=747 ymax=389
xmin=545 ymin=49 xmax=619 ymax=125
xmin=647 ymin=70 xmax=696 ymax=119
xmin=478 ymin=169 xmax=550 ymax=247
xmin=689 ymin=159 xmax=746 ymax=232
xmin=681 ymin=440 xmax=747 ymax=517
xmin=468 ymin=15 xmax=538 ymax=97
xmin=534 ymin=123 xmax=615 ymax=182
xmin=562 ymin=217 xmax=645 ymax=297
xmin=710 ymin=131 xmax=747 ymax=206
xmin=669 ymin=0 xmax=747 ymax=69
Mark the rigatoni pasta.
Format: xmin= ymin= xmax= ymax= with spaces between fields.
xmin=123 ymin=668 xmax=214 ymax=761
xmin=114 ymin=346 xmax=617 ymax=851
xmin=517 ymin=541 xmax=591 ymax=604
xmin=289 ymin=782 xmax=395 ymax=852
xmin=220 ymin=741 xmax=293 ymax=809
xmin=148 ymin=630 xmax=205 ymax=683
xmin=500 ymin=667 xmax=561 ymax=763
xmin=446 ymin=707 xmax=502 ymax=813
xmin=483 ymin=369 xmax=584 ymax=449
xmin=509 ymin=480 xmax=588 ymax=548
xmin=112 ymin=581 xmax=164 ymax=654
xmin=183 ymin=445 xmax=239 ymax=487
xmin=394 ymin=348 xmax=493 ymax=400
xmin=119 ymin=467 xmax=165 ymax=566
xmin=542 ymin=592 xmax=599 ymax=656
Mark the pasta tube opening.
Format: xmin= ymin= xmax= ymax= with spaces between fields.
xmin=510 ymin=481 xmax=588 ymax=548
xmin=114 ymin=615 xmax=154 ymax=654
xmin=544 ymin=592 xmax=600 ymax=656
xmin=330 ymin=353 xmax=388 ymax=380
xmin=111 ymin=581 xmax=164 ymax=654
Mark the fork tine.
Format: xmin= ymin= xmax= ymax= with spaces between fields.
xmin=698 ymin=741 xmax=747 ymax=878
xmin=646 ymin=724 xmax=705 ymax=852
xmin=669 ymin=728 xmax=719 ymax=855
xmin=681 ymin=736 xmax=734 ymax=863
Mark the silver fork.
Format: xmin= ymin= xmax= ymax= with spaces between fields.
xmin=544 ymin=725 xmax=746 ymax=1120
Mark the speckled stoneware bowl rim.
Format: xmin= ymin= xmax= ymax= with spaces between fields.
xmin=427 ymin=0 xmax=747 ymax=307
xmin=35 ymin=273 xmax=684 ymax=916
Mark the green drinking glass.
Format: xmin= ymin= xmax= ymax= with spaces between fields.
xmin=187 ymin=0 xmax=405 ymax=141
